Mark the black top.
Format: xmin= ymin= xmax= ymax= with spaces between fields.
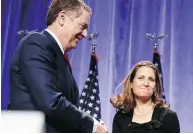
xmin=113 ymin=107 xmax=180 ymax=133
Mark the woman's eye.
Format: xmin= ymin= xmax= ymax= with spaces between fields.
xmin=149 ymin=78 xmax=155 ymax=82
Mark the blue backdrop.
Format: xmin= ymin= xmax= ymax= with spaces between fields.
xmin=1 ymin=0 xmax=193 ymax=132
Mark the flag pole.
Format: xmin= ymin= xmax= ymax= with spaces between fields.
xmin=79 ymin=33 xmax=102 ymax=121
xmin=146 ymin=33 xmax=168 ymax=50
xmin=88 ymin=33 xmax=99 ymax=60
xmin=88 ymin=33 xmax=99 ymax=53
xmin=146 ymin=33 xmax=168 ymax=103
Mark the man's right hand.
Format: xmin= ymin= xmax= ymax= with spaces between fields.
xmin=95 ymin=122 xmax=108 ymax=133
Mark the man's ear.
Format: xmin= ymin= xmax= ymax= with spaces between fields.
xmin=57 ymin=11 xmax=66 ymax=26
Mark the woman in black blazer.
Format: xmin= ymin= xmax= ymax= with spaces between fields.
xmin=111 ymin=61 xmax=180 ymax=133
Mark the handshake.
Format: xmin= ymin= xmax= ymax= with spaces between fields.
xmin=95 ymin=120 xmax=108 ymax=133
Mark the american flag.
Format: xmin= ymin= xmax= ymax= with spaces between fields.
xmin=153 ymin=48 xmax=166 ymax=102
xmin=78 ymin=54 xmax=101 ymax=121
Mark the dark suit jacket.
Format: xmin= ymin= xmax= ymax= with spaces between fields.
xmin=113 ymin=107 xmax=180 ymax=133
xmin=8 ymin=30 xmax=94 ymax=133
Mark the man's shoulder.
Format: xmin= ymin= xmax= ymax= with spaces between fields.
xmin=20 ymin=31 xmax=49 ymax=44
xmin=17 ymin=30 xmax=55 ymax=54
xmin=15 ymin=31 xmax=54 ymax=58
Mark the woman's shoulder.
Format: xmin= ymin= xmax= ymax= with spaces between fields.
xmin=114 ymin=109 xmax=132 ymax=119
xmin=164 ymin=108 xmax=178 ymax=119
xmin=156 ymin=106 xmax=178 ymax=122
xmin=113 ymin=110 xmax=133 ymax=125
xmin=115 ymin=110 xmax=127 ymax=116
xmin=157 ymin=106 xmax=177 ymax=115
xmin=156 ymin=107 xmax=180 ymax=132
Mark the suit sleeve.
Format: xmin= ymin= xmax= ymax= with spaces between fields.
xmin=19 ymin=42 xmax=93 ymax=132
xmin=112 ymin=112 xmax=121 ymax=133
xmin=162 ymin=109 xmax=180 ymax=133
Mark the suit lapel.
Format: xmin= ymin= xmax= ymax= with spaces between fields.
xmin=42 ymin=30 xmax=64 ymax=57
xmin=42 ymin=30 xmax=73 ymax=72
xmin=42 ymin=30 xmax=79 ymax=105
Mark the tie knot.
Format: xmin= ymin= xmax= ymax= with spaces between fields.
xmin=64 ymin=53 xmax=69 ymax=60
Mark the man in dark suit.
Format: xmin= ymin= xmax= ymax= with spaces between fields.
xmin=8 ymin=0 xmax=107 ymax=133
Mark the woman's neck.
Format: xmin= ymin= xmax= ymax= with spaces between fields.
xmin=135 ymin=98 xmax=154 ymax=113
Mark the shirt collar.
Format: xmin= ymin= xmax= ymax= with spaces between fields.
xmin=45 ymin=29 xmax=64 ymax=54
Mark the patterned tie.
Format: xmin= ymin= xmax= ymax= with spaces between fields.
xmin=64 ymin=53 xmax=72 ymax=71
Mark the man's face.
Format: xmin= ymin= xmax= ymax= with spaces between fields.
xmin=60 ymin=8 xmax=91 ymax=50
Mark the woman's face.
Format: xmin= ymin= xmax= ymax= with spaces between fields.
xmin=131 ymin=66 xmax=156 ymax=101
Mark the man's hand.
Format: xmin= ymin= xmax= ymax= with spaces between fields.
xmin=95 ymin=121 xmax=108 ymax=133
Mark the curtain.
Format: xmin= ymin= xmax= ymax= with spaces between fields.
xmin=1 ymin=0 xmax=193 ymax=132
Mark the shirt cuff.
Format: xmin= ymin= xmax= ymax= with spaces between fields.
xmin=92 ymin=117 xmax=99 ymax=133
